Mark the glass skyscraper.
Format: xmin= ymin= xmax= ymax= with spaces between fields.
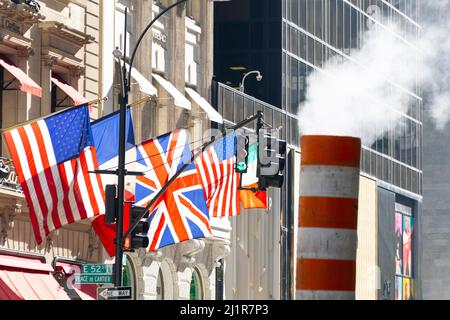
xmin=215 ymin=0 xmax=422 ymax=299
xmin=215 ymin=0 xmax=422 ymax=195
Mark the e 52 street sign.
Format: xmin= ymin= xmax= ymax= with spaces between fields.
xmin=82 ymin=264 xmax=113 ymax=274
xmin=97 ymin=287 xmax=132 ymax=300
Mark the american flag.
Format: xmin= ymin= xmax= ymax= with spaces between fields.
xmin=134 ymin=129 xmax=212 ymax=251
xmin=194 ymin=133 xmax=240 ymax=218
xmin=3 ymin=106 xmax=105 ymax=245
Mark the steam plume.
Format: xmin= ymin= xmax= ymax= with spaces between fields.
xmin=298 ymin=2 xmax=450 ymax=144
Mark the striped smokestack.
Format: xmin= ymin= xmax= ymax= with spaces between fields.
xmin=296 ymin=135 xmax=361 ymax=300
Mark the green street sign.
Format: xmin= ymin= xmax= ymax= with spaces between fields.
xmin=73 ymin=274 xmax=113 ymax=284
xmin=82 ymin=264 xmax=113 ymax=274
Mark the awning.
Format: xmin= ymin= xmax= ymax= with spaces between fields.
xmin=127 ymin=63 xmax=158 ymax=96
xmin=51 ymin=74 xmax=88 ymax=107
xmin=0 ymin=255 xmax=71 ymax=300
xmin=55 ymin=261 xmax=97 ymax=300
xmin=0 ymin=54 xmax=42 ymax=97
xmin=114 ymin=59 xmax=158 ymax=96
xmin=185 ymin=88 xmax=223 ymax=124
xmin=152 ymin=73 xmax=191 ymax=110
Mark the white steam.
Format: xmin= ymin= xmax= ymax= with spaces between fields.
xmin=298 ymin=2 xmax=450 ymax=144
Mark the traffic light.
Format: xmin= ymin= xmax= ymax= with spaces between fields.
xmin=105 ymin=185 xmax=117 ymax=225
xmin=258 ymin=129 xmax=287 ymax=189
xmin=235 ymin=134 xmax=249 ymax=174
xmin=129 ymin=206 xmax=150 ymax=249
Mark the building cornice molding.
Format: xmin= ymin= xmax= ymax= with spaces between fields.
xmin=38 ymin=21 xmax=94 ymax=46
xmin=41 ymin=47 xmax=84 ymax=74
xmin=0 ymin=1 xmax=45 ymax=25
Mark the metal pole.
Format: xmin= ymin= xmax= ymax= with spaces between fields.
xmin=127 ymin=0 xmax=188 ymax=91
xmin=113 ymin=1 xmax=188 ymax=287
xmin=114 ymin=7 xmax=129 ymax=288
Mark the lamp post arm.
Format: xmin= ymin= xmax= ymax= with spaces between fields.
xmin=240 ymin=71 xmax=260 ymax=92
xmin=127 ymin=0 xmax=188 ymax=91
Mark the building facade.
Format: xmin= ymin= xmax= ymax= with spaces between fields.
xmin=0 ymin=0 xmax=102 ymax=300
xmin=98 ymin=0 xmax=227 ymax=300
xmin=214 ymin=0 xmax=422 ymax=300
xmin=0 ymin=0 xmax=225 ymax=301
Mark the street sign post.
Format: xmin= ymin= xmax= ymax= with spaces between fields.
xmin=97 ymin=287 xmax=132 ymax=300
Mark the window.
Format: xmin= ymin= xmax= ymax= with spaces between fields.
xmin=189 ymin=268 xmax=203 ymax=300
xmin=122 ymin=256 xmax=136 ymax=299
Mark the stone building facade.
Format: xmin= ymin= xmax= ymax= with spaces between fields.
xmin=0 ymin=0 xmax=103 ymax=300
xmin=0 ymin=0 xmax=228 ymax=301
xmin=99 ymin=0 xmax=229 ymax=300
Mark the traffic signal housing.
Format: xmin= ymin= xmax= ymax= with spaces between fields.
xmin=129 ymin=206 xmax=150 ymax=250
xmin=105 ymin=185 xmax=117 ymax=225
xmin=235 ymin=134 xmax=250 ymax=174
xmin=258 ymin=130 xmax=287 ymax=189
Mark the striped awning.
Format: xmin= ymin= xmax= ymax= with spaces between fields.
xmin=185 ymin=88 xmax=223 ymax=124
xmin=51 ymin=75 xmax=88 ymax=107
xmin=0 ymin=255 xmax=71 ymax=300
xmin=152 ymin=73 xmax=191 ymax=110
xmin=0 ymin=54 xmax=42 ymax=97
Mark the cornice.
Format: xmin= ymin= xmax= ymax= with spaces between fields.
xmin=38 ymin=21 xmax=95 ymax=46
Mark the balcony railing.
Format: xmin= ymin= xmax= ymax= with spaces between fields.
xmin=0 ymin=157 xmax=22 ymax=193
xmin=215 ymin=82 xmax=300 ymax=148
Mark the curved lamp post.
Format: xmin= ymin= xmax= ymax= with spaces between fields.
xmin=112 ymin=0 xmax=231 ymax=287
xmin=239 ymin=70 xmax=263 ymax=93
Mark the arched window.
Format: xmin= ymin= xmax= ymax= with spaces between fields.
xmin=156 ymin=269 xmax=164 ymax=300
xmin=190 ymin=268 xmax=203 ymax=300
xmin=122 ymin=255 xmax=136 ymax=299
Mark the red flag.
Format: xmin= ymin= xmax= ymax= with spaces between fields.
xmin=239 ymin=183 xmax=268 ymax=209
xmin=92 ymin=190 xmax=134 ymax=257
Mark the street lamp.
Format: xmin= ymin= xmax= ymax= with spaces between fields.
xmin=111 ymin=0 xmax=232 ymax=288
xmin=239 ymin=70 xmax=263 ymax=93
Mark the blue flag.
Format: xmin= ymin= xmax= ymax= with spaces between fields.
xmin=92 ymin=108 xmax=135 ymax=166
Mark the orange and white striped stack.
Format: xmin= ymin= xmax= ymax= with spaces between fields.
xmin=296 ymin=135 xmax=361 ymax=300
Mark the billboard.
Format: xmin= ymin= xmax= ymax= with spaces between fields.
xmin=394 ymin=203 xmax=414 ymax=300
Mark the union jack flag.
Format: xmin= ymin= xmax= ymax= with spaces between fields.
xmin=134 ymin=129 xmax=212 ymax=251
xmin=3 ymin=106 xmax=105 ymax=245
xmin=194 ymin=133 xmax=240 ymax=218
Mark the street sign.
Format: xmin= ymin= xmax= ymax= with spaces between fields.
xmin=82 ymin=264 xmax=113 ymax=274
xmin=74 ymin=274 xmax=113 ymax=284
xmin=97 ymin=287 xmax=132 ymax=300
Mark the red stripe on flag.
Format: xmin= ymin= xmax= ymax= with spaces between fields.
xmin=30 ymin=122 xmax=62 ymax=230
xmin=166 ymin=130 xmax=179 ymax=168
xmin=149 ymin=214 xmax=165 ymax=252
xmin=79 ymin=150 xmax=100 ymax=216
xmin=90 ymin=147 xmax=106 ymax=202
xmin=17 ymin=126 xmax=50 ymax=237
xmin=143 ymin=142 xmax=167 ymax=187
xmin=3 ymin=131 xmax=43 ymax=244
xmin=71 ymin=159 xmax=89 ymax=221
xmin=179 ymin=196 xmax=212 ymax=234
xmin=137 ymin=175 xmax=158 ymax=190
xmin=56 ymin=162 xmax=76 ymax=225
